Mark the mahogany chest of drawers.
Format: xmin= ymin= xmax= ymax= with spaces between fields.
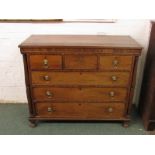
xmin=19 ymin=35 xmax=142 ymax=127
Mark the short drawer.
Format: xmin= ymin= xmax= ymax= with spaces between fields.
xmin=31 ymin=71 xmax=130 ymax=86
xmin=33 ymin=87 xmax=127 ymax=102
xmin=35 ymin=102 xmax=125 ymax=119
xmin=29 ymin=55 xmax=62 ymax=69
xmin=99 ymin=56 xmax=133 ymax=71
xmin=64 ymin=55 xmax=97 ymax=70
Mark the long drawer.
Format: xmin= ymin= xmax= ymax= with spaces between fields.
xmin=33 ymin=87 xmax=127 ymax=102
xmin=35 ymin=102 xmax=125 ymax=119
xmin=31 ymin=71 xmax=130 ymax=86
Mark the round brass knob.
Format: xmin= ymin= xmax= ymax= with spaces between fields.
xmin=108 ymin=107 xmax=113 ymax=113
xmin=46 ymin=91 xmax=53 ymax=98
xmin=109 ymin=91 xmax=115 ymax=97
xmin=47 ymin=107 xmax=56 ymax=112
xmin=47 ymin=107 xmax=52 ymax=112
xmin=43 ymin=59 xmax=49 ymax=68
xmin=111 ymin=76 xmax=117 ymax=81
xmin=47 ymin=107 xmax=54 ymax=112
xmin=43 ymin=59 xmax=48 ymax=65
xmin=113 ymin=60 xmax=119 ymax=66
xmin=44 ymin=75 xmax=50 ymax=81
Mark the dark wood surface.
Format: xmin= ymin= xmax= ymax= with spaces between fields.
xmin=139 ymin=22 xmax=155 ymax=131
xmin=100 ymin=55 xmax=133 ymax=70
xmin=31 ymin=71 xmax=130 ymax=86
xmin=29 ymin=55 xmax=62 ymax=69
xmin=19 ymin=35 xmax=142 ymax=127
xmin=0 ymin=19 xmax=115 ymax=23
xmin=19 ymin=35 xmax=142 ymax=49
xmin=33 ymin=87 xmax=127 ymax=102
xmin=0 ymin=19 xmax=63 ymax=23
xmin=64 ymin=55 xmax=97 ymax=69
xmin=35 ymin=102 xmax=125 ymax=119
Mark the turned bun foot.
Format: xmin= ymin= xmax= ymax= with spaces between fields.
xmin=29 ymin=120 xmax=37 ymax=128
xmin=123 ymin=121 xmax=129 ymax=128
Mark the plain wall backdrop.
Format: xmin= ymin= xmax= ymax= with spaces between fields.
xmin=0 ymin=19 xmax=151 ymax=105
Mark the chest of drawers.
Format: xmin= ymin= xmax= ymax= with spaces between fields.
xmin=19 ymin=35 xmax=142 ymax=127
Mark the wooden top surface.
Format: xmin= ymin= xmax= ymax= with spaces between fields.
xmin=19 ymin=35 xmax=142 ymax=49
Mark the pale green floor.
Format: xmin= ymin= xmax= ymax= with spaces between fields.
xmin=0 ymin=104 xmax=154 ymax=135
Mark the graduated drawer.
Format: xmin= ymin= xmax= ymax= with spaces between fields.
xmin=99 ymin=56 xmax=133 ymax=71
xmin=33 ymin=87 xmax=127 ymax=102
xmin=31 ymin=71 xmax=130 ymax=86
xmin=64 ymin=55 xmax=97 ymax=70
xmin=35 ymin=102 xmax=125 ymax=119
xmin=29 ymin=55 xmax=62 ymax=69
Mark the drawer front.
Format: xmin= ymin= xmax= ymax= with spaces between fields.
xmin=29 ymin=55 xmax=62 ymax=69
xmin=35 ymin=102 xmax=125 ymax=119
xmin=31 ymin=71 xmax=130 ymax=86
xmin=99 ymin=56 xmax=133 ymax=70
xmin=64 ymin=55 xmax=97 ymax=69
xmin=33 ymin=87 xmax=127 ymax=102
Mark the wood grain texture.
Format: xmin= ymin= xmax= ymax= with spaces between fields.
xmin=35 ymin=102 xmax=125 ymax=119
xmin=33 ymin=87 xmax=127 ymax=102
xmin=99 ymin=55 xmax=133 ymax=71
xmin=19 ymin=35 xmax=142 ymax=49
xmin=22 ymin=54 xmax=35 ymax=116
xmin=64 ymin=55 xmax=97 ymax=69
xmin=29 ymin=55 xmax=62 ymax=69
xmin=21 ymin=48 xmax=141 ymax=55
xmin=19 ymin=35 xmax=142 ymax=127
xmin=31 ymin=71 xmax=130 ymax=86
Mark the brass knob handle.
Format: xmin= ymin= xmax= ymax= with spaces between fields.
xmin=111 ymin=76 xmax=117 ymax=81
xmin=109 ymin=91 xmax=115 ymax=97
xmin=108 ymin=107 xmax=113 ymax=113
xmin=46 ymin=91 xmax=53 ymax=98
xmin=47 ymin=107 xmax=52 ymax=112
xmin=44 ymin=75 xmax=50 ymax=81
xmin=113 ymin=60 xmax=119 ymax=66
xmin=43 ymin=59 xmax=48 ymax=68
xmin=43 ymin=59 xmax=48 ymax=65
